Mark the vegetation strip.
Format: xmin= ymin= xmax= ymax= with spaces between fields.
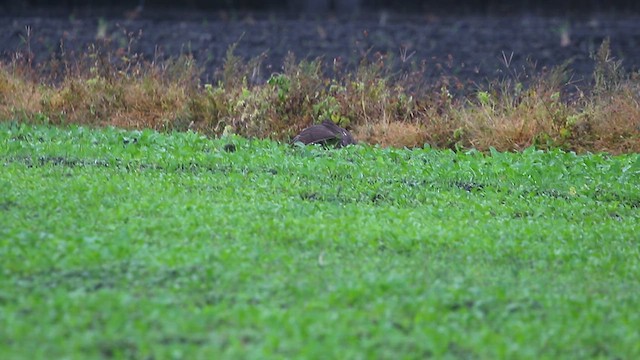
xmin=1 ymin=38 xmax=638 ymax=153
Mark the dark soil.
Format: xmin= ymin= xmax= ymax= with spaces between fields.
xmin=2 ymin=11 xmax=640 ymax=90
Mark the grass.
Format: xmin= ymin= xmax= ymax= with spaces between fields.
xmin=0 ymin=32 xmax=638 ymax=153
xmin=1 ymin=122 xmax=639 ymax=358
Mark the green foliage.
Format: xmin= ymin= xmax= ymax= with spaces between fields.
xmin=267 ymin=73 xmax=291 ymax=103
xmin=476 ymin=90 xmax=492 ymax=107
xmin=1 ymin=123 xmax=639 ymax=359
xmin=312 ymin=95 xmax=350 ymax=126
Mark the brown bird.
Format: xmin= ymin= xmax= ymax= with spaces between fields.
xmin=292 ymin=119 xmax=356 ymax=148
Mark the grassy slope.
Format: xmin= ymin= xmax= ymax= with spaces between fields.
xmin=1 ymin=123 xmax=639 ymax=359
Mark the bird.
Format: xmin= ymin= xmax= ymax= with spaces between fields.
xmin=292 ymin=119 xmax=356 ymax=148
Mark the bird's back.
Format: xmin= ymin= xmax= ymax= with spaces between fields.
xmin=292 ymin=119 xmax=356 ymax=147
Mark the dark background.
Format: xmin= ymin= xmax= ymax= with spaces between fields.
xmin=2 ymin=0 xmax=639 ymax=92
xmin=3 ymin=0 xmax=640 ymax=15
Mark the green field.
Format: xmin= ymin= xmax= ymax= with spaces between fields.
xmin=1 ymin=122 xmax=639 ymax=359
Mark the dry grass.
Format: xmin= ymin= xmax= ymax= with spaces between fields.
xmin=575 ymin=89 xmax=640 ymax=153
xmin=1 ymin=36 xmax=638 ymax=153
xmin=460 ymin=66 xmax=575 ymax=151
xmin=0 ymin=64 xmax=43 ymax=121
xmin=354 ymin=120 xmax=427 ymax=148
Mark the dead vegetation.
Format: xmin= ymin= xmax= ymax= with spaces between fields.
xmin=1 ymin=33 xmax=638 ymax=154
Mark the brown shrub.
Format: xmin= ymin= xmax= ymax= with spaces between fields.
xmin=0 ymin=64 xmax=43 ymax=121
xmin=583 ymin=91 xmax=640 ymax=154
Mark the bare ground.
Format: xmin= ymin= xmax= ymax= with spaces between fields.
xmin=2 ymin=11 xmax=640 ymax=89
